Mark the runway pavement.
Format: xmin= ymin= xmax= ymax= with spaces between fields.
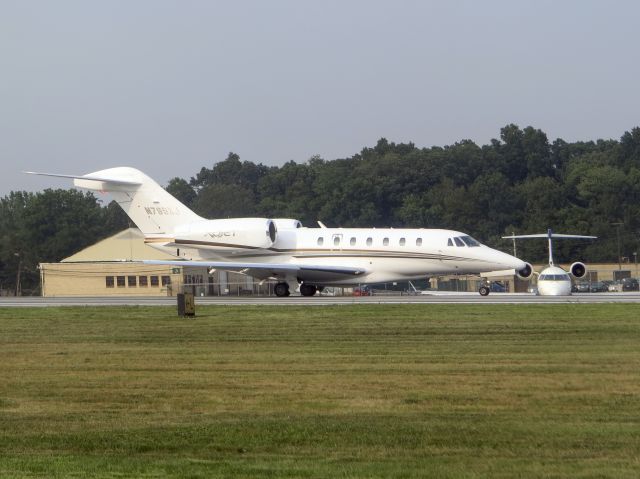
xmin=2 ymin=292 xmax=640 ymax=307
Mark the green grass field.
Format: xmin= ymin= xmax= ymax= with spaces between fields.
xmin=1 ymin=304 xmax=639 ymax=478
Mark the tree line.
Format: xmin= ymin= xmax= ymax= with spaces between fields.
xmin=2 ymin=124 xmax=639 ymax=294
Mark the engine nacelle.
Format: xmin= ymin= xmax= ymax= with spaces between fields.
xmin=516 ymin=262 xmax=534 ymax=280
xmin=570 ymin=262 xmax=587 ymax=278
xmin=272 ymin=218 xmax=303 ymax=230
xmin=176 ymin=218 xmax=277 ymax=249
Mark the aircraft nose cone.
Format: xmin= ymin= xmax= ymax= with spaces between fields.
xmin=512 ymin=258 xmax=527 ymax=270
xmin=495 ymin=251 xmax=526 ymax=270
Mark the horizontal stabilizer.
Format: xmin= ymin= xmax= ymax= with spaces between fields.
xmin=502 ymin=233 xmax=597 ymax=240
xmin=25 ymin=167 xmax=202 ymax=235
xmin=24 ymin=171 xmax=142 ymax=186
xmin=503 ymin=230 xmax=596 ymax=267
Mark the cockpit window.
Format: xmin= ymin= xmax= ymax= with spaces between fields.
xmin=539 ymin=274 xmax=570 ymax=281
xmin=449 ymin=235 xmax=481 ymax=247
xmin=460 ymin=235 xmax=481 ymax=247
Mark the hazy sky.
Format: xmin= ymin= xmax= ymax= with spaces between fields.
xmin=3 ymin=0 xmax=640 ymax=195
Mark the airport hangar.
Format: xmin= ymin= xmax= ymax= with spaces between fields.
xmin=39 ymin=228 xmax=634 ymax=297
xmin=39 ymin=228 xmax=267 ymax=297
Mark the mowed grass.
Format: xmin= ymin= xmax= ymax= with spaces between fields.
xmin=1 ymin=304 xmax=639 ymax=478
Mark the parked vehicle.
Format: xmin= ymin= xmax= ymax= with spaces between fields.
xmin=319 ymin=287 xmax=339 ymax=296
xmin=622 ymin=278 xmax=639 ymax=291
xmin=608 ymin=281 xmax=622 ymax=292
xmin=573 ymin=282 xmax=591 ymax=293
xmin=589 ymin=281 xmax=608 ymax=292
xmin=352 ymin=286 xmax=371 ymax=296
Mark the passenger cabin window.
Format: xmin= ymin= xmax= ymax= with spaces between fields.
xmin=383 ymin=238 xmax=389 ymax=246
xmin=366 ymin=237 xmax=373 ymax=246
xmin=416 ymin=238 xmax=422 ymax=247
xmin=317 ymin=237 xmax=324 ymax=246
xmin=454 ymin=237 xmax=465 ymax=247
xmin=447 ymin=238 xmax=454 ymax=247
xmin=350 ymin=237 xmax=356 ymax=246
xmin=399 ymin=238 xmax=406 ymax=246
xmin=334 ymin=236 xmax=340 ymax=246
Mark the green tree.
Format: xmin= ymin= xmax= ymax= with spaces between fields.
xmin=166 ymin=177 xmax=197 ymax=208
xmin=0 ymin=189 xmax=111 ymax=294
xmin=193 ymin=184 xmax=256 ymax=219
xmin=102 ymin=200 xmax=131 ymax=232
xmin=191 ymin=152 xmax=268 ymax=195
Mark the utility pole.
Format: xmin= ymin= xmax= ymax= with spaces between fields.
xmin=511 ymin=230 xmax=517 ymax=257
xmin=612 ymin=222 xmax=623 ymax=271
xmin=14 ymin=252 xmax=22 ymax=297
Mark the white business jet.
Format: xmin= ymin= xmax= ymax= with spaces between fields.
xmin=502 ymin=229 xmax=596 ymax=295
xmin=27 ymin=167 xmax=532 ymax=296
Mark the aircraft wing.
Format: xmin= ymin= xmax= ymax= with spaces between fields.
xmin=143 ymin=259 xmax=367 ymax=283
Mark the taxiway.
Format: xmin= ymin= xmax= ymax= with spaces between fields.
xmin=2 ymin=292 xmax=640 ymax=307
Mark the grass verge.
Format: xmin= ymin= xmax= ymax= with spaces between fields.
xmin=1 ymin=304 xmax=639 ymax=478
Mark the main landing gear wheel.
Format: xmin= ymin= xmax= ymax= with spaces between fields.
xmin=274 ymin=282 xmax=290 ymax=297
xmin=479 ymin=285 xmax=490 ymax=296
xmin=300 ymin=283 xmax=318 ymax=297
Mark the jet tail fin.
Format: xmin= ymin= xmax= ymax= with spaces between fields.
xmin=26 ymin=167 xmax=202 ymax=235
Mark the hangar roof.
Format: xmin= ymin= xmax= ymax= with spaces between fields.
xmin=62 ymin=228 xmax=175 ymax=262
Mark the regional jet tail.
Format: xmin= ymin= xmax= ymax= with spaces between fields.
xmin=503 ymin=229 xmax=596 ymax=296
xmin=27 ymin=167 xmax=531 ymax=297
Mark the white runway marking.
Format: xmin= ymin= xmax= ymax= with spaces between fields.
xmin=2 ymin=293 xmax=640 ymax=307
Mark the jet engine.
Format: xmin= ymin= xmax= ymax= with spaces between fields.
xmin=272 ymin=218 xmax=303 ymax=229
xmin=569 ymin=262 xmax=587 ymax=278
xmin=176 ymin=218 xmax=278 ymax=249
xmin=516 ymin=262 xmax=534 ymax=280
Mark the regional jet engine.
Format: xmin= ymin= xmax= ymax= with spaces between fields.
xmin=516 ymin=262 xmax=534 ymax=280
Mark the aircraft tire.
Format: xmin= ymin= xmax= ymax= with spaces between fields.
xmin=274 ymin=282 xmax=290 ymax=297
xmin=479 ymin=286 xmax=490 ymax=296
xmin=300 ymin=283 xmax=317 ymax=297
